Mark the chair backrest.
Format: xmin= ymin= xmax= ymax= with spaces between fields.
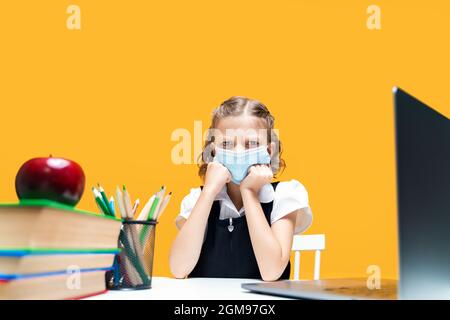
xmin=291 ymin=234 xmax=326 ymax=280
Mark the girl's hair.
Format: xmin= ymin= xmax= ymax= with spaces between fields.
xmin=198 ymin=96 xmax=286 ymax=180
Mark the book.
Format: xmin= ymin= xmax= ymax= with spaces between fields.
xmin=0 ymin=269 xmax=109 ymax=300
xmin=0 ymin=200 xmax=122 ymax=249
xmin=0 ymin=249 xmax=118 ymax=276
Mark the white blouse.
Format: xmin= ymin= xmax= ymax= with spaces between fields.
xmin=175 ymin=179 xmax=313 ymax=235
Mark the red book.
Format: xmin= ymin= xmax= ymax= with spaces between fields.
xmin=69 ymin=289 xmax=109 ymax=300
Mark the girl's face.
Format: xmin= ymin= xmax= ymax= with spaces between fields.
xmin=214 ymin=115 xmax=275 ymax=155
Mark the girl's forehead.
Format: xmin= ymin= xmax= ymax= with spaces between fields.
xmin=215 ymin=115 xmax=267 ymax=133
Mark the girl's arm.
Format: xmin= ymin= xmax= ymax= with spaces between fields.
xmin=240 ymin=165 xmax=297 ymax=281
xmin=169 ymin=162 xmax=231 ymax=278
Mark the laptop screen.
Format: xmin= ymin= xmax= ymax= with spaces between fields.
xmin=394 ymin=87 xmax=450 ymax=299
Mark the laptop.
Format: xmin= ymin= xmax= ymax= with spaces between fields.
xmin=242 ymin=87 xmax=450 ymax=300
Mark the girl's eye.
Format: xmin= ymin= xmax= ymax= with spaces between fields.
xmin=222 ymin=141 xmax=233 ymax=149
xmin=246 ymin=141 xmax=260 ymax=148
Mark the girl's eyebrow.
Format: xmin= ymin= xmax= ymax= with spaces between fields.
xmin=220 ymin=133 xmax=260 ymax=141
xmin=244 ymin=135 xmax=260 ymax=141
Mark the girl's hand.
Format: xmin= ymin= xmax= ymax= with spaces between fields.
xmin=203 ymin=161 xmax=231 ymax=196
xmin=240 ymin=164 xmax=273 ymax=194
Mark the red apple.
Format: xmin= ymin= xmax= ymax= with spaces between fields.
xmin=15 ymin=156 xmax=86 ymax=206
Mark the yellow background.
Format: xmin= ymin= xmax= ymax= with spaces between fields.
xmin=1 ymin=1 xmax=450 ymax=280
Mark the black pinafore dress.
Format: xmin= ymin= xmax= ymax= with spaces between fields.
xmin=189 ymin=181 xmax=291 ymax=279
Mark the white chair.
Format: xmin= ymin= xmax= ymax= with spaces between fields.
xmin=291 ymin=234 xmax=326 ymax=280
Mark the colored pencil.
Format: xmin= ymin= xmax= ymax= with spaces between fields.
xmin=109 ymin=196 xmax=115 ymax=215
xmin=119 ymin=229 xmax=149 ymax=285
xmin=155 ymin=192 xmax=172 ymax=221
xmin=146 ymin=195 xmax=160 ymax=221
xmin=93 ymin=188 xmax=110 ymax=216
xmin=152 ymin=186 xmax=165 ymax=220
xmin=122 ymin=185 xmax=133 ymax=219
xmin=92 ymin=189 xmax=104 ymax=215
xmin=116 ymin=186 xmax=127 ymax=219
xmin=136 ymin=194 xmax=155 ymax=221
xmin=98 ymin=184 xmax=112 ymax=215
xmin=132 ymin=198 xmax=140 ymax=218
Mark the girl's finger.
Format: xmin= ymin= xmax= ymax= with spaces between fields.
xmin=248 ymin=165 xmax=257 ymax=174
xmin=263 ymin=166 xmax=273 ymax=177
xmin=258 ymin=165 xmax=267 ymax=173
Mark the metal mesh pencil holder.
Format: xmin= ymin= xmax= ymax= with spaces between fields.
xmin=106 ymin=220 xmax=157 ymax=290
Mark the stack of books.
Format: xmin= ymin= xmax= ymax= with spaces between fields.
xmin=0 ymin=199 xmax=122 ymax=299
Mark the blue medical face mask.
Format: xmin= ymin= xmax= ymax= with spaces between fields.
xmin=213 ymin=146 xmax=272 ymax=185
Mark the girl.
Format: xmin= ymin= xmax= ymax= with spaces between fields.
xmin=169 ymin=96 xmax=312 ymax=281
